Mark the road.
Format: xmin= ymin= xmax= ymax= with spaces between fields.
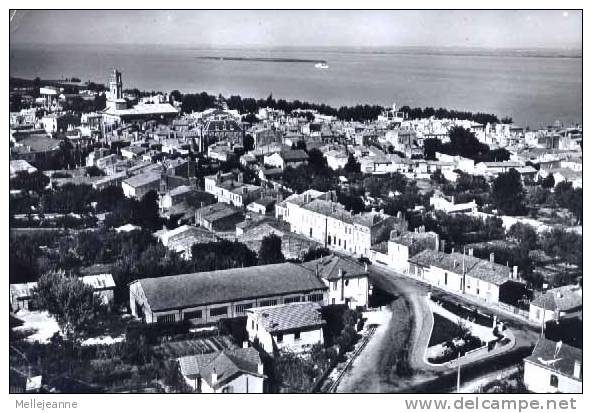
xmin=336 ymin=264 xmax=539 ymax=393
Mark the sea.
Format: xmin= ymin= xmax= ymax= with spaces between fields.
xmin=9 ymin=43 xmax=583 ymax=129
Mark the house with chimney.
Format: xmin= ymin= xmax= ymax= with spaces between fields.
xmin=178 ymin=346 xmax=265 ymax=393
xmin=387 ymin=227 xmax=440 ymax=273
xmin=529 ymin=285 xmax=582 ymax=324
xmin=523 ymin=338 xmax=582 ymax=393
xmin=408 ymin=250 xmax=524 ymax=304
xmin=204 ymin=171 xmax=262 ymax=208
xmin=301 ymin=254 xmax=369 ymax=308
xmin=246 ymin=302 xmax=326 ymax=354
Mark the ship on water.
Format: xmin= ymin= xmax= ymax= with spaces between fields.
xmin=314 ymin=62 xmax=329 ymax=69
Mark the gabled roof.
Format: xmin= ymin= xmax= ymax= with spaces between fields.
xmin=247 ymin=302 xmax=325 ymax=333
xmin=531 ymin=285 xmax=582 ymax=312
xmin=178 ymin=347 xmax=264 ymax=389
xmin=134 ymin=262 xmax=327 ymax=312
xmin=525 ymin=338 xmax=581 ymax=380
xmin=301 ymin=254 xmax=368 ymax=281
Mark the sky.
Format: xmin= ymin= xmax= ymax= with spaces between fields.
xmin=9 ymin=10 xmax=582 ymax=50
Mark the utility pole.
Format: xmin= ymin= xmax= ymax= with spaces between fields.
xmin=456 ymin=353 xmax=461 ymax=393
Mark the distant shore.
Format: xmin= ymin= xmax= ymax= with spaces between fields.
xmin=196 ymin=56 xmax=327 ymax=64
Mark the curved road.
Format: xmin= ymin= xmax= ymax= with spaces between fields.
xmin=336 ymin=264 xmax=539 ymax=393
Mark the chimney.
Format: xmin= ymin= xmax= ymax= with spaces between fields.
xmin=490 ymin=252 xmax=495 ymax=263
xmin=257 ymin=362 xmax=264 ymax=375
xmin=364 ymin=263 xmax=368 ymax=272
xmin=513 ymin=265 xmax=518 ymax=279
xmin=440 ymin=239 xmax=446 ymax=253
xmin=468 ymin=248 xmax=474 ymax=257
xmin=451 ymin=248 xmax=455 ymax=254
xmin=242 ymin=341 xmax=249 ymax=349
xmin=211 ymin=369 xmax=218 ymax=386
xmin=573 ymin=360 xmax=581 ymax=380
xmin=338 ymin=268 xmax=343 ymax=278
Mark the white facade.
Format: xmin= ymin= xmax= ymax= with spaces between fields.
xmin=524 ymin=361 xmax=582 ymax=393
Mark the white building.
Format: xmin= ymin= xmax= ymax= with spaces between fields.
xmin=178 ymin=347 xmax=265 ymax=393
xmin=301 ymin=255 xmax=370 ymax=308
xmin=387 ymin=229 xmax=439 ymax=273
xmin=246 ymin=302 xmax=325 ymax=354
xmin=529 ymin=285 xmax=582 ymax=324
xmin=204 ymin=172 xmax=262 ymax=208
xmin=524 ymin=339 xmax=582 ymax=393
xmin=121 ymin=171 xmax=161 ymax=199
xmin=430 ymin=194 xmax=478 ymax=214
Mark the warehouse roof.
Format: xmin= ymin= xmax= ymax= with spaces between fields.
xmin=133 ymin=262 xmax=327 ymax=311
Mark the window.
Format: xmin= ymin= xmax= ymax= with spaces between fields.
xmin=345 ymin=280 xmax=349 ymax=286
xmin=260 ymin=299 xmax=278 ymax=307
xmin=183 ymin=310 xmax=202 ymax=320
xmin=338 ymin=239 xmax=341 ymax=247
xmin=235 ymin=303 xmax=253 ymax=313
xmin=309 ymin=228 xmax=312 ymax=237
xmin=550 ymin=374 xmax=558 ymax=388
xmin=294 ymin=331 xmax=301 ymax=341
xmin=327 ymin=235 xmax=332 ymax=245
xmin=284 ymin=296 xmax=301 ymax=304
xmin=344 ymin=240 xmax=347 ymax=250
xmin=157 ymin=314 xmax=175 ymax=324
xmin=307 ymin=293 xmax=324 ymax=302
xmin=276 ymin=333 xmax=283 ymax=343
xmin=210 ymin=306 xmax=228 ymax=317
xmin=332 ymin=281 xmax=338 ymax=291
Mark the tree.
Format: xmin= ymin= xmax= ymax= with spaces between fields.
xmin=135 ymin=190 xmax=161 ymax=230
xmin=540 ymin=173 xmax=555 ymax=189
xmin=33 ymin=271 xmax=96 ymax=339
xmin=258 ymin=234 xmax=285 ymax=265
xmin=492 ymin=169 xmax=526 ymax=216
xmin=10 ymin=170 xmax=50 ymax=193
xmin=343 ymin=154 xmax=360 ymax=174
xmin=507 ymin=223 xmax=538 ymax=251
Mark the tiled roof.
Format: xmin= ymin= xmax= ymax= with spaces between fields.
xmin=301 ymin=254 xmax=367 ymax=281
xmin=531 ymin=285 xmax=582 ymax=312
xmin=410 ymin=250 xmax=514 ymax=286
xmin=525 ymin=338 xmax=582 ymax=380
xmin=135 ymin=262 xmax=327 ymax=311
xmin=247 ymin=302 xmax=325 ymax=334
xmin=178 ymin=347 xmax=264 ymax=389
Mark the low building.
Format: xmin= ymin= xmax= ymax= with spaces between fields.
xmin=263 ymin=149 xmax=309 ymax=170
xmin=246 ymin=302 xmax=326 ymax=354
xmin=529 ymin=285 xmax=582 ymax=324
xmin=246 ymin=197 xmax=276 ymax=215
xmin=129 ymin=262 xmax=328 ymax=324
xmin=195 ymin=202 xmax=244 ymax=232
xmin=10 ymin=160 xmax=38 ymax=178
xmin=121 ymin=171 xmax=161 ymax=199
xmin=178 ymin=347 xmax=265 ymax=393
xmin=429 ymin=194 xmax=478 ymax=214
xmin=160 ymin=185 xmax=195 ymax=211
xmin=523 ymin=339 xmax=582 ymax=393
xmin=154 ymin=225 xmax=214 ymax=259
xmin=9 ymin=282 xmax=38 ymax=311
xmin=408 ymin=250 xmax=523 ymax=304
xmin=80 ymin=274 xmax=116 ymax=307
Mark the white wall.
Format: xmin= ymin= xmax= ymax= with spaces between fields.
xmin=524 ymin=362 xmax=582 ymax=393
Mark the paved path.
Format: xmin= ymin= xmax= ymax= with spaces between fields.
xmin=334 ymin=262 xmax=539 ymax=393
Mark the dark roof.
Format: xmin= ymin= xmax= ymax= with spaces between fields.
xmin=135 ymin=262 xmax=327 ymax=311
xmin=178 ymin=347 xmax=264 ymax=389
xmin=247 ymin=302 xmax=325 ymax=333
xmin=525 ymin=338 xmax=582 ymax=380
xmin=281 ymin=149 xmax=309 ymax=162
xmin=301 ymin=254 xmax=367 ymax=281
